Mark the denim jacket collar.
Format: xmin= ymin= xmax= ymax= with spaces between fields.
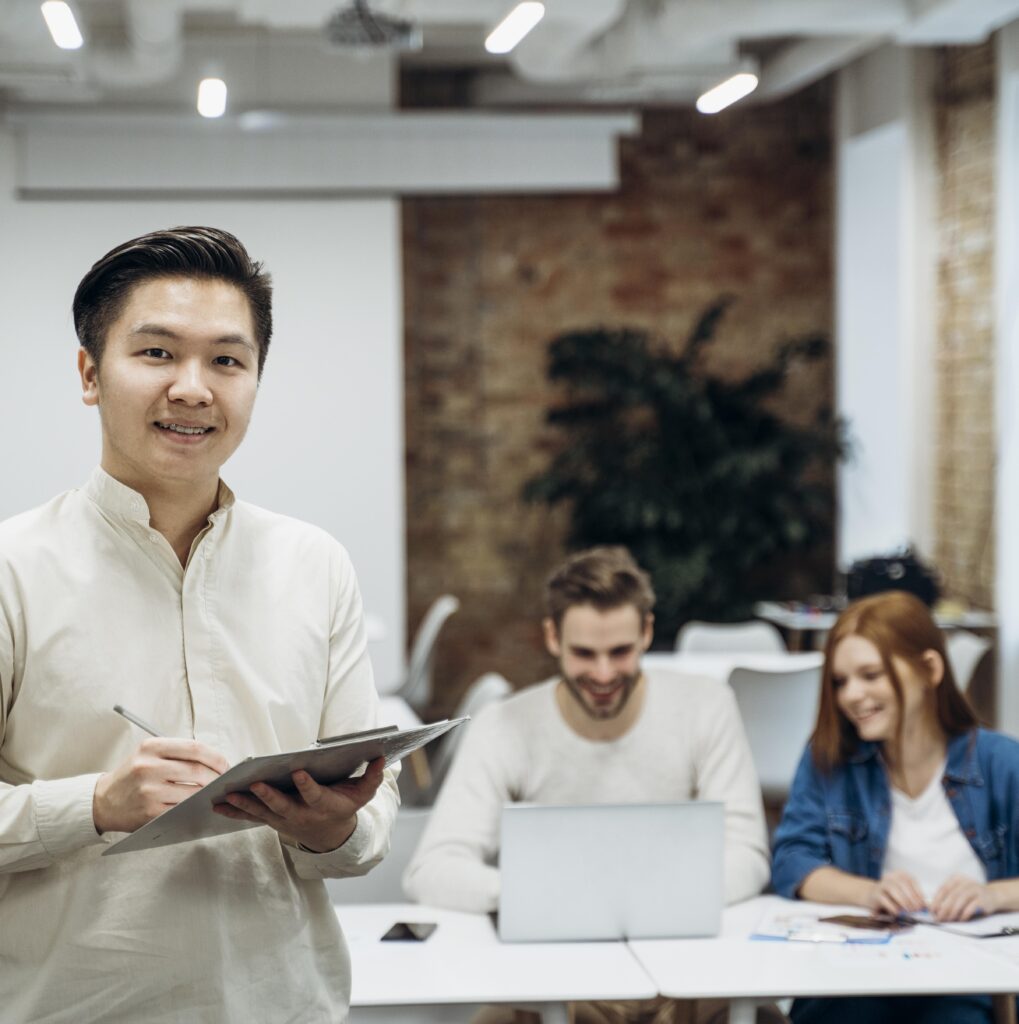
xmin=846 ymin=731 xmax=982 ymax=785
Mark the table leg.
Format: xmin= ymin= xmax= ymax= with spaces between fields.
xmin=729 ymin=997 xmax=758 ymax=1024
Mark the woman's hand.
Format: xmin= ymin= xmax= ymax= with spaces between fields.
xmin=866 ymin=871 xmax=926 ymax=916
xmin=930 ymin=875 xmax=996 ymax=922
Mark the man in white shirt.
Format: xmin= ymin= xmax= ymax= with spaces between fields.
xmin=0 ymin=226 xmax=399 ymax=1023
xmin=403 ymin=546 xmax=772 ymax=1023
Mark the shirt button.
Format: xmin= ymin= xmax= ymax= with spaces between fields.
xmin=966 ymin=828 xmax=976 ymax=838
xmin=946 ymin=788 xmax=957 ymax=797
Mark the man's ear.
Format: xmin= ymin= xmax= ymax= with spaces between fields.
xmin=921 ymin=649 xmax=945 ymax=688
xmin=78 ymin=348 xmax=99 ymax=407
xmin=641 ymin=613 xmax=655 ymax=651
xmin=543 ymin=617 xmax=562 ymax=658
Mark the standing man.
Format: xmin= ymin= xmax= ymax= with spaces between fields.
xmin=0 ymin=227 xmax=399 ymax=1022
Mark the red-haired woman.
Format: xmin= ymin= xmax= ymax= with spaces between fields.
xmin=772 ymin=591 xmax=1019 ymax=1024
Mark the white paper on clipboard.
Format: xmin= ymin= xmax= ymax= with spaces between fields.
xmin=103 ymin=717 xmax=468 ymax=856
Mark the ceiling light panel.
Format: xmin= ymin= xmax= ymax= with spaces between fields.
xmin=40 ymin=1 xmax=84 ymax=50
xmin=485 ymin=2 xmax=545 ymax=55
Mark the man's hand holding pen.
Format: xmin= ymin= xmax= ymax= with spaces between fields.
xmin=93 ymin=737 xmax=231 ymax=834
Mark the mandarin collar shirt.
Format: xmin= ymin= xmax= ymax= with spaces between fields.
xmin=0 ymin=467 xmax=399 ymax=1023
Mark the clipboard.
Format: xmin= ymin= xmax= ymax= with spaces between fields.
xmin=103 ymin=717 xmax=467 ymax=856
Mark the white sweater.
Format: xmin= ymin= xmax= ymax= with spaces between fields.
xmin=404 ymin=669 xmax=770 ymax=912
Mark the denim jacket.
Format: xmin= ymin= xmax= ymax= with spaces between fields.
xmin=771 ymin=728 xmax=1019 ymax=898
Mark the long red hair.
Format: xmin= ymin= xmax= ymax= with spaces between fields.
xmin=811 ymin=591 xmax=978 ymax=772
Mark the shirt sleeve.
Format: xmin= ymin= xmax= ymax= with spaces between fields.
xmin=0 ymin=604 xmax=104 ymax=873
xmin=402 ymin=707 xmax=510 ymax=912
xmin=694 ymin=683 xmax=771 ymax=903
xmin=770 ymin=745 xmax=831 ymax=898
xmin=287 ymin=542 xmax=400 ymax=881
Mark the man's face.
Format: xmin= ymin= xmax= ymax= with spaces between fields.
xmin=544 ymin=603 xmax=652 ymax=721
xmin=79 ymin=276 xmax=260 ymax=497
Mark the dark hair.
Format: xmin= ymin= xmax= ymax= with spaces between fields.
xmin=812 ymin=590 xmax=977 ymax=772
xmin=72 ymin=226 xmax=273 ymax=377
xmin=544 ymin=546 xmax=656 ymax=631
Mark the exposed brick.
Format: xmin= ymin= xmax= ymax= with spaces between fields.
xmin=403 ymin=90 xmax=835 ymax=714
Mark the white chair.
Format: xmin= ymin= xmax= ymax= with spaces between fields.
xmin=394 ymin=594 xmax=460 ymax=714
xmin=727 ymin=665 xmax=821 ymax=803
xmin=428 ymin=672 xmax=513 ymax=795
xmin=676 ymin=619 xmax=787 ymax=654
xmin=326 ymin=807 xmax=431 ymax=905
xmin=945 ymin=630 xmax=994 ymax=694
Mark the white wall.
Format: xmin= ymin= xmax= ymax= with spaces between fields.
xmin=0 ymin=127 xmax=406 ymax=689
xmin=835 ymin=45 xmax=938 ymax=568
xmin=997 ymin=22 xmax=1019 ymax=736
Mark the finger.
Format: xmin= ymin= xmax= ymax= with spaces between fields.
xmin=223 ymin=791 xmax=278 ymax=823
xmin=292 ymin=771 xmax=327 ymax=807
xmin=142 ymin=738 xmax=231 ymax=776
xmin=212 ymin=802 xmax=268 ymax=825
xmin=248 ymin=782 xmax=295 ymax=817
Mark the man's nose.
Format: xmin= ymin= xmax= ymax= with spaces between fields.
xmin=168 ymin=361 xmax=213 ymax=405
xmin=591 ymin=656 xmax=615 ymax=682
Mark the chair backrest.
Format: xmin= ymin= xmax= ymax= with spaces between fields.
xmin=396 ymin=594 xmax=460 ymax=712
xmin=676 ymin=620 xmax=787 ymax=654
xmin=325 ymin=807 xmax=431 ymax=904
xmin=727 ymin=665 xmax=821 ymax=800
xmin=945 ymin=630 xmax=994 ymax=694
xmin=429 ymin=672 xmax=513 ymax=793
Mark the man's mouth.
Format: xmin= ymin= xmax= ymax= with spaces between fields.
xmin=155 ymin=422 xmax=214 ymax=436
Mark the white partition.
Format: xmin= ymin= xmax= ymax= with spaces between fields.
xmin=0 ymin=129 xmax=405 ymax=688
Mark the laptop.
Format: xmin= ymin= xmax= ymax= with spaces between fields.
xmin=497 ymin=801 xmax=724 ymax=942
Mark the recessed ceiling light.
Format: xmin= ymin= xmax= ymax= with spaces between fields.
xmin=485 ymin=2 xmax=545 ymax=55
xmin=40 ymin=1 xmax=83 ymax=50
xmin=197 ymin=78 xmax=228 ymax=119
xmin=696 ymin=73 xmax=759 ymax=115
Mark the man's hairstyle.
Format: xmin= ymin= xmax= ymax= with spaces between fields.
xmin=72 ymin=225 xmax=273 ymax=377
xmin=811 ymin=590 xmax=977 ymax=773
xmin=544 ymin=546 xmax=656 ymax=630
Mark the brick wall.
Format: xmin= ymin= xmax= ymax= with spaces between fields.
xmin=934 ymin=43 xmax=996 ymax=609
xmin=403 ymin=91 xmax=835 ymax=714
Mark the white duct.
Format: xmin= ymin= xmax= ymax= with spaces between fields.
xmin=86 ymin=0 xmax=184 ymax=88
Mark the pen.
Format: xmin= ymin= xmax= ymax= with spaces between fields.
xmin=113 ymin=704 xmax=165 ymax=738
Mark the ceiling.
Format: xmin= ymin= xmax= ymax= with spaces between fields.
xmin=1 ymin=0 xmax=1017 ymax=114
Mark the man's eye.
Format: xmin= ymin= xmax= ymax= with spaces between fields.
xmin=142 ymin=348 xmax=170 ymax=359
xmin=214 ymin=356 xmax=240 ymax=367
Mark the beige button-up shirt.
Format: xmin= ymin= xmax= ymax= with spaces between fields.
xmin=0 ymin=468 xmax=399 ymax=1023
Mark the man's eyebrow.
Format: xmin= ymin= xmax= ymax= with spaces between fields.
xmin=129 ymin=324 xmax=256 ymax=352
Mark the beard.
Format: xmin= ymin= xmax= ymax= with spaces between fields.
xmin=560 ymin=668 xmax=643 ymax=721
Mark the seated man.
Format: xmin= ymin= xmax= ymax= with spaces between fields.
xmin=404 ymin=545 xmax=773 ymax=1023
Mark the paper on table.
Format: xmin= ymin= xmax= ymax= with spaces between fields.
xmin=103 ymin=717 xmax=467 ymax=856
xmin=751 ymin=907 xmax=896 ymax=945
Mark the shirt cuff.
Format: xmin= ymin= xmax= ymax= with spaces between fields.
xmin=31 ymin=774 xmax=105 ymax=859
xmin=287 ymin=815 xmax=372 ymax=877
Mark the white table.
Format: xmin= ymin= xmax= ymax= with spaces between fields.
xmin=341 ymin=902 xmax=657 ymax=1024
xmin=644 ymin=650 xmax=824 ymax=682
xmin=755 ymin=601 xmax=997 ymax=649
xmin=629 ymin=895 xmax=1019 ymax=1024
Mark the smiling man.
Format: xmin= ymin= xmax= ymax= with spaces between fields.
xmin=404 ymin=545 xmax=769 ymax=910
xmin=0 ymin=227 xmax=398 ymax=1023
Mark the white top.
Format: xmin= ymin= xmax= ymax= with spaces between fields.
xmin=883 ymin=761 xmax=987 ymax=902
xmin=0 ymin=468 xmax=400 ymax=1023
xmin=403 ymin=670 xmax=770 ymax=912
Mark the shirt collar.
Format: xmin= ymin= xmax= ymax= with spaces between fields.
xmin=846 ymin=731 xmax=982 ymax=785
xmin=83 ymin=466 xmax=236 ymax=526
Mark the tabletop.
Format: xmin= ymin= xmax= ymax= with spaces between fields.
xmin=755 ymin=601 xmax=997 ymax=633
xmin=629 ymin=895 xmax=1019 ymax=1007
xmin=340 ymin=902 xmax=656 ymax=1017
